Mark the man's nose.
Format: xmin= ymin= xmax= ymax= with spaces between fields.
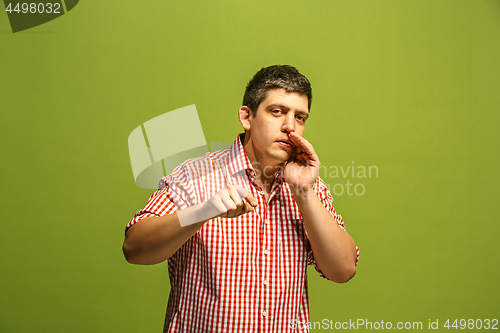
xmin=281 ymin=114 xmax=295 ymax=134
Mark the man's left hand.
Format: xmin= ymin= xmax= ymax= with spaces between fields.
xmin=284 ymin=132 xmax=321 ymax=195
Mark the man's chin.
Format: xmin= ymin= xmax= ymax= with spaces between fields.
xmin=269 ymin=151 xmax=291 ymax=163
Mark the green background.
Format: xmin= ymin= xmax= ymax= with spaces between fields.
xmin=1 ymin=1 xmax=499 ymax=332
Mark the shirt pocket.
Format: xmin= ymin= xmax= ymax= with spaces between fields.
xmin=280 ymin=218 xmax=309 ymax=262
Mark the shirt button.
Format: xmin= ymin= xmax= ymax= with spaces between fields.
xmin=262 ymin=310 xmax=268 ymax=317
xmin=263 ymin=249 xmax=269 ymax=255
xmin=259 ymin=191 xmax=265 ymax=196
xmin=263 ymin=279 xmax=268 ymax=286
xmin=264 ymin=219 xmax=270 ymax=225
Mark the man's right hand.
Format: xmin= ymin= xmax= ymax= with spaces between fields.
xmin=177 ymin=185 xmax=258 ymax=227
xmin=206 ymin=185 xmax=258 ymax=219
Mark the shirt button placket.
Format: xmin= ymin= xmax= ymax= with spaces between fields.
xmin=262 ymin=234 xmax=270 ymax=324
xmin=260 ymin=204 xmax=271 ymax=329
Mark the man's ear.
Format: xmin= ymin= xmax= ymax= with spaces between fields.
xmin=238 ymin=106 xmax=252 ymax=131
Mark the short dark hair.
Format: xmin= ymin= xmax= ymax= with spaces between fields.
xmin=242 ymin=65 xmax=312 ymax=116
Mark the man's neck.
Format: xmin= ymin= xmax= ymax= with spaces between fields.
xmin=241 ymin=133 xmax=283 ymax=194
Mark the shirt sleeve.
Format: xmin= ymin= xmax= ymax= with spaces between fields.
xmin=125 ymin=164 xmax=196 ymax=232
xmin=307 ymin=177 xmax=360 ymax=280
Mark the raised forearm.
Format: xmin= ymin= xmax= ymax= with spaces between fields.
xmin=123 ymin=185 xmax=258 ymax=265
xmin=294 ymin=188 xmax=357 ymax=283
xmin=123 ymin=213 xmax=205 ymax=265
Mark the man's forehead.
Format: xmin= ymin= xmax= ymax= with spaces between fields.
xmin=260 ymin=89 xmax=309 ymax=113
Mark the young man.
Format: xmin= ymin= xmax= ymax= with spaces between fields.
xmin=123 ymin=65 xmax=359 ymax=332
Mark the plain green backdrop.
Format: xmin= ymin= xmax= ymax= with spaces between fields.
xmin=1 ymin=1 xmax=499 ymax=332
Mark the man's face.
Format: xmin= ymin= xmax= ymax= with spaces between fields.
xmin=246 ymin=88 xmax=310 ymax=164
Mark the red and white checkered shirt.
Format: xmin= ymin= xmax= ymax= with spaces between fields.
xmin=127 ymin=134 xmax=359 ymax=333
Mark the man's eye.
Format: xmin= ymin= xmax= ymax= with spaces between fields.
xmin=272 ymin=109 xmax=282 ymax=114
xmin=297 ymin=115 xmax=306 ymax=122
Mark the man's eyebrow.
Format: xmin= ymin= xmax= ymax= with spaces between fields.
xmin=266 ymin=103 xmax=309 ymax=116
xmin=266 ymin=103 xmax=289 ymax=110
xmin=295 ymin=110 xmax=310 ymax=118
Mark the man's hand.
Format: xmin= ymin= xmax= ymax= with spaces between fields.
xmin=283 ymin=133 xmax=357 ymax=282
xmin=178 ymin=184 xmax=258 ymax=227
xmin=206 ymin=184 xmax=258 ymax=218
xmin=284 ymin=132 xmax=321 ymax=195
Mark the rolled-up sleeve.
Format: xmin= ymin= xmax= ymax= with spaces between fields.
xmin=126 ymin=184 xmax=177 ymax=232
xmin=126 ymin=165 xmax=196 ymax=232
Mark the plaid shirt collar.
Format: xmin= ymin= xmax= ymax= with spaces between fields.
xmin=224 ymin=133 xmax=285 ymax=192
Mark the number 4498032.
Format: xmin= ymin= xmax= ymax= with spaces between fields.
xmin=5 ymin=3 xmax=61 ymax=14
xmin=444 ymin=319 xmax=498 ymax=330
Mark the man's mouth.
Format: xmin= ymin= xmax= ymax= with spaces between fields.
xmin=277 ymin=139 xmax=293 ymax=148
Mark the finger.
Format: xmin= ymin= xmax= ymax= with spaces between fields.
xmin=219 ymin=188 xmax=237 ymax=213
xmin=289 ymin=132 xmax=314 ymax=155
xmin=227 ymin=185 xmax=245 ymax=217
xmin=231 ymin=202 xmax=253 ymax=218
xmin=289 ymin=132 xmax=319 ymax=163
xmin=288 ymin=134 xmax=306 ymax=156
xmin=234 ymin=185 xmax=258 ymax=207
xmin=242 ymin=202 xmax=253 ymax=214
xmin=209 ymin=195 xmax=229 ymax=216
xmin=228 ymin=185 xmax=243 ymax=207
xmin=296 ymin=153 xmax=309 ymax=166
